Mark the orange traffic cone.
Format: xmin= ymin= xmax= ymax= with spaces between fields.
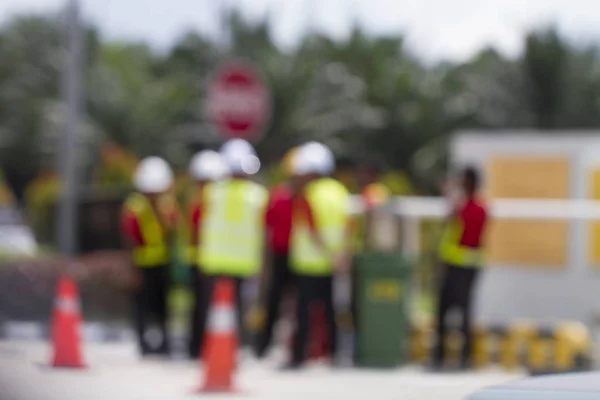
xmin=50 ymin=275 xmax=86 ymax=369
xmin=198 ymin=278 xmax=238 ymax=393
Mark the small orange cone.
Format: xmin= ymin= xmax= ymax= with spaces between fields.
xmin=50 ymin=275 xmax=86 ymax=369
xmin=198 ymin=278 xmax=238 ymax=393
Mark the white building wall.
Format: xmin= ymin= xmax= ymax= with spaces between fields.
xmin=450 ymin=131 xmax=600 ymax=327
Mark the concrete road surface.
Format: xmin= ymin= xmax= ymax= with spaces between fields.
xmin=0 ymin=340 xmax=524 ymax=400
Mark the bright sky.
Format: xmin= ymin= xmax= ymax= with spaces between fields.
xmin=1 ymin=0 xmax=600 ymax=62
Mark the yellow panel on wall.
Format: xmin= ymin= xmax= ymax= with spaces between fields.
xmin=486 ymin=220 xmax=568 ymax=267
xmin=588 ymin=169 xmax=600 ymax=266
xmin=486 ymin=156 xmax=570 ymax=268
xmin=487 ymin=157 xmax=570 ymax=199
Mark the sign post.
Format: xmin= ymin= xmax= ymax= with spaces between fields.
xmin=58 ymin=0 xmax=82 ymax=257
xmin=206 ymin=61 xmax=271 ymax=143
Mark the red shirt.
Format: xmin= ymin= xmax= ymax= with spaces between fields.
xmin=264 ymin=186 xmax=319 ymax=254
xmin=458 ymin=197 xmax=488 ymax=248
xmin=121 ymin=210 xmax=144 ymax=245
xmin=190 ymin=204 xmax=203 ymax=244
xmin=265 ymin=185 xmax=294 ymax=253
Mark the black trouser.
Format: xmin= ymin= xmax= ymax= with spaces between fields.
xmin=196 ymin=275 xmax=248 ymax=357
xmin=256 ymin=252 xmax=294 ymax=357
xmin=432 ymin=264 xmax=480 ymax=366
xmin=188 ymin=266 xmax=206 ymax=358
xmin=350 ymin=259 xmax=359 ymax=358
xmin=292 ymin=275 xmax=337 ymax=365
xmin=133 ymin=265 xmax=170 ymax=355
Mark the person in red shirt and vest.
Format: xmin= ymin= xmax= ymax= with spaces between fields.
xmin=121 ymin=157 xmax=179 ymax=357
xmin=185 ymin=150 xmax=229 ymax=359
xmin=255 ymin=146 xmax=300 ymax=359
xmin=432 ymin=165 xmax=489 ymax=371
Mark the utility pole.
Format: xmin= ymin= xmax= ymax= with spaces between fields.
xmin=57 ymin=0 xmax=82 ymax=256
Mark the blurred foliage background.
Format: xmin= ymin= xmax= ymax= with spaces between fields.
xmin=0 ymin=7 xmax=595 ymax=324
xmin=0 ymin=9 xmax=595 ymax=251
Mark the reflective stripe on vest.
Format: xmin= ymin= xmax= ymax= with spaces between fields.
xmin=55 ymin=297 xmax=80 ymax=314
xmin=198 ymin=180 xmax=268 ymax=277
xmin=207 ymin=305 xmax=237 ymax=334
xmin=123 ymin=193 xmax=170 ymax=267
xmin=438 ymin=218 xmax=484 ymax=268
xmin=291 ymin=178 xmax=350 ymax=276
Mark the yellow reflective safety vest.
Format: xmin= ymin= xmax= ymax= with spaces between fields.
xmin=438 ymin=206 xmax=486 ymax=268
xmin=198 ymin=179 xmax=268 ymax=277
xmin=122 ymin=192 xmax=177 ymax=267
xmin=352 ymin=182 xmax=390 ymax=252
xmin=291 ymin=177 xmax=350 ymax=276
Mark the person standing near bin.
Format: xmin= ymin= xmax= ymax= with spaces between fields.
xmin=185 ymin=150 xmax=229 ymax=359
xmin=282 ymin=141 xmax=351 ymax=370
xmin=121 ymin=157 xmax=179 ymax=357
xmin=348 ymin=158 xmax=390 ymax=359
xmin=195 ymin=139 xmax=269 ymax=354
xmin=431 ymin=165 xmax=489 ymax=371
xmin=255 ymin=146 xmax=300 ymax=359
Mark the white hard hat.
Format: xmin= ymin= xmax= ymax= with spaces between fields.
xmin=189 ymin=150 xmax=229 ymax=182
xmin=133 ymin=156 xmax=174 ymax=193
xmin=295 ymin=141 xmax=335 ymax=176
xmin=219 ymin=139 xmax=261 ymax=175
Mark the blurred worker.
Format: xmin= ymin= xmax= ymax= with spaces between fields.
xmin=282 ymin=141 xmax=351 ymax=370
xmin=255 ymin=146 xmax=300 ymax=358
xmin=348 ymin=158 xmax=390 ymax=358
xmin=355 ymin=158 xmax=390 ymax=211
xmin=349 ymin=157 xmax=391 ymax=251
xmin=186 ymin=150 xmax=229 ymax=359
xmin=121 ymin=157 xmax=179 ymax=357
xmin=196 ymin=139 xmax=269 ymax=353
xmin=431 ymin=165 xmax=489 ymax=370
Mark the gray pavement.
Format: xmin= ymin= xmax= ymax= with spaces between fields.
xmin=0 ymin=339 xmax=524 ymax=400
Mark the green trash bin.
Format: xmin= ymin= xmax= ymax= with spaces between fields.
xmin=356 ymin=251 xmax=412 ymax=368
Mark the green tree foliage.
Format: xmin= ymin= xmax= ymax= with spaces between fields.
xmin=0 ymin=15 xmax=100 ymax=197
xmin=523 ymin=26 xmax=568 ymax=129
xmin=0 ymin=10 xmax=596 ymax=201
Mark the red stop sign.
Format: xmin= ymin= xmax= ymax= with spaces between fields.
xmin=207 ymin=61 xmax=271 ymax=142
